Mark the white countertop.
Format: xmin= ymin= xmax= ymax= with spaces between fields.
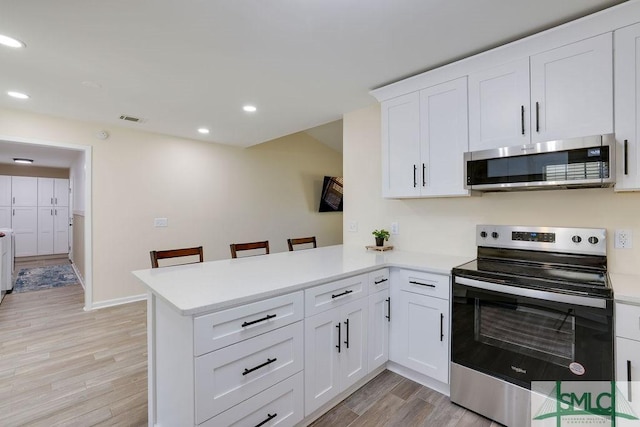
xmin=133 ymin=244 xmax=471 ymax=316
xmin=611 ymin=273 xmax=640 ymax=306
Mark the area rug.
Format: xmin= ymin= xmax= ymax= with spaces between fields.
xmin=14 ymin=264 xmax=79 ymax=293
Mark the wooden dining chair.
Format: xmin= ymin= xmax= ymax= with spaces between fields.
xmin=287 ymin=236 xmax=317 ymax=251
xmin=150 ymin=246 xmax=204 ymax=268
xmin=230 ymin=241 xmax=270 ymax=258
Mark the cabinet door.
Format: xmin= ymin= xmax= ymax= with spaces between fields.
xmin=11 ymin=177 xmax=37 ymax=206
xmin=37 ymin=207 xmax=54 ymax=255
xmin=0 ymin=206 xmax=10 ymax=229
xmin=393 ymin=291 xmax=449 ymax=384
xmin=0 ymin=175 xmax=11 ymax=206
xmin=468 ymin=58 xmax=530 ymax=151
xmin=616 ymin=337 xmax=640 ymax=414
xmin=37 ymin=178 xmax=54 ymax=207
xmin=530 ymin=33 xmax=613 ymax=143
xmin=340 ymin=298 xmax=368 ymax=391
xmin=381 ymin=92 xmax=421 ymax=198
xmin=53 ymin=206 xmax=69 ymax=254
xmin=614 ymin=23 xmax=640 ymax=191
xmin=368 ymin=289 xmax=389 ymax=373
xmin=304 ymin=308 xmax=341 ymax=415
xmin=419 ymin=77 xmax=469 ymax=197
xmin=54 ymin=179 xmax=69 ymax=206
xmin=12 ymin=206 xmax=38 ymax=256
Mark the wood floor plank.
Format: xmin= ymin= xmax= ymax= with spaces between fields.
xmin=309 ymin=402 xmax=359 ymax=427
xmin=0 ymin=282 xmax=147 ymax=426
xmin=342 ymin=369 xmax=405 ymax=415
xmin=347 ymin=393 xmax=406 ymax=427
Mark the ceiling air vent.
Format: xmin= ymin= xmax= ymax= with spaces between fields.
xmin=119 ymin=115 xmax=145 ymax=123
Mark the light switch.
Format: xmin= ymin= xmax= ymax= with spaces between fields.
xmin=154 ymin=218 xmax=168 ymax=227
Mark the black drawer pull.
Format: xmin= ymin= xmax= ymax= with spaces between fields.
xmin=422 ymin=163 xmax=426 ymax=187
xmin=385 ymin=297 xmax=391 ymax=321
xmin=332 ymin=289 xmax=353 ymax=299
xmin=624 ymin=139 xmax=629 ymax=176
xmin=440 ymin=313 xmax=444 ymax=342
xmin=374 ymin=278 xmax=388 ymax=285
xmin=241 ymin=313 xmax=276 ymax=327
xmin=255 ymin=413 xmax=278 ymax=427
xmin=413 ymin=164 xmax=417 ymax=188
xmin=628 ymin=360 xmax=633 ymax=402
xmin=409 ymin=280 xmax=435 ymax=288
xmin=535 ymin=101 xmax=540 ymax=133
xmin=336 ymin=323 xmax=341 ymax=353
xmin=242 ymin=358 xmax=277 ymax=376
xmin=521 ymin=105 xmax=525 ymax=135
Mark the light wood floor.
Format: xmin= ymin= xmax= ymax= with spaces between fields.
xmin=0 ymin=283 xmax=147 ymax=426
xmin=310 ymin=370 xmax=502 ymax=427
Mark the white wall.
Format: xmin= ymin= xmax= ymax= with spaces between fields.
xmin=0 ymin=108 xmax=342 ymax=304
xmin=343 ymin=104 xmax=640 ymax=276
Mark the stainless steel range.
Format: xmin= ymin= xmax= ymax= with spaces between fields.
xmin=451 ymin=225 xmax=614 ymax=427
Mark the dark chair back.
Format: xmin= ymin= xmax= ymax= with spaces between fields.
xmin=150 ymin=246 xmax=204 ymax=268
xmin=230 ymin=241 xmax=270 ymax=258
xmin=287 ymin=236 xmax=317 ymax=251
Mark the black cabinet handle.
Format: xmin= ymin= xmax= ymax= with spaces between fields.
xmin=255 ymin=413 xmax=278 ymax=427
xmin=422 ymin=163 xmax=426 ymax=187
xmin=628 ymin=360 xmax=633 ymax=402
xmin=385 ymin=297 xmax=391 ymax=321
xmin=535 ymin=101 xmax=540 ymax=133
xmin=344 ymin=318 xmax=350 ymax=349
xmin=50 ymin=209 xmax=53 ymax=216
xmin=521 ymin=105 xmax=525 ymax=135
xmin=409 ymin=280 xmax=435 ymax=288
xmin=624 ymin=139 xmax=629 ymax=176
xmin=440 ymin=313 xmax=444 ymax=342
xmin=336 ymin=323 xmax=341 ymax=353
xmin=242 ymin=358 xmax=277 ymax=376
xmin=413 ymin=164 xmax=417 ymax=188
xmin=332 ymin=289 xmax=353 ymax=299
xmin=374 ymin=278 xmax=388 ymax=285
xmin=241 ymin=313 xmax=276 ymax=327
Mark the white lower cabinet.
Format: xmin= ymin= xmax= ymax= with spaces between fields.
xmin=368 ymin=288 xmax=390 ymax=372
xmin=304 ymin=297 xmax=368 ymax=415
xmin=12 ymin=206 xmax=38 ymax=256
xmin=200 ymin=371 xmax=304 ymax=427
xmin=615 ymin=302 xmax=640 ymax=415
xmin=390 ymin=269 xmax=450 ymax=384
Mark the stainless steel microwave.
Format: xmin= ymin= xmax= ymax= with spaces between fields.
xmin=463 ymin=134 xmax=615 ymax=191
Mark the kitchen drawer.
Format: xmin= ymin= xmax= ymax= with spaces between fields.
xmin=195 ymin=321 xmax=303 ymax=424
xmin=616 ymin=302 xmax=640 ymax=341
xmin=398 ymin=269 xmax=449 ymax=300
xmin=194 ymin=291 xmax=303 ymax=356
xmin=368 ymin=268 xmax=390 ymax=293
xmin=305 ymin=273 xmax=367 ymax=317
xmin=199 ymin=372 xmax=304 ymax=427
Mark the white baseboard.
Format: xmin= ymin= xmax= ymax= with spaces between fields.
xmin=88 ymin=293 xmax=147 ymax=310
xmin=70 ymin=263 xmax=85 ymax=290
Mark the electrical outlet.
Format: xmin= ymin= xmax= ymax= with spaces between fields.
xmin=615 ymin=229 xmax=633 ymax=249
xmin=154 ymin=217 xmax=168 ymax=227
xmin=391 ymin=222 xmax=399 ymax=235
xmin=348 ymin=220 xmax=358 ymax=232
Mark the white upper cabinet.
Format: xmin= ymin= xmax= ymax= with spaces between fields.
xmin=468 ymin=58 xmax=530 ymax=151
xmin=0 ymin=176 xmax=11 ymax=206
xmin=614 ymin=22 xmax=640 ymax=191
xmin=529 ymin=33 xmax=613 ymax=143
xmin=38 ymin=178 xmax=69 ymax=207
xmin=381 ymin=92 xmax=421 ymax=198
xmin=381 ymin=77 xmax=469 ymax=198
xmin=11 ymin=176 xmax=37 ymax=206
xmin=468 ymin=33 xmax=613 ymax=151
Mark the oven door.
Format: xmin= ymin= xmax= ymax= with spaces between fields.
xmin=452 ymin=276 xmax=613 ymax=389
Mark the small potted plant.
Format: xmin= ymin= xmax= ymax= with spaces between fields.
xmin=372 ymin=229 xmax=390 ymax=247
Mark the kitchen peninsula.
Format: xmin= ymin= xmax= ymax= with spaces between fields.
xmin=133 ymin=245 xmax=470 ymax=427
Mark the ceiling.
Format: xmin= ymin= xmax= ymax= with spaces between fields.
xmin=0 ymin=0 xmax=628 ymax=156
xmin=0 ymin=140 xmax=81 ymax=169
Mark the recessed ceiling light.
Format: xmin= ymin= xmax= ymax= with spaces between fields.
xmin=0 ymin=34 xmax=25 ymax=48
xmin=81 ymin=80 xmax=102 ymax=89
xmin=198 ymin=128 xmax=210 ymax=134
xmin=7 ymin=91 xmax=30 ymax=99
xmin=243 ymin=105 xmax=257 ymax=112
xmin=13 ymin=158 xmax=33 ymax=164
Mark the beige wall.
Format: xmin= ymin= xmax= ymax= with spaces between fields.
xmin=72 ymin=213 xmax=85 ymax=282
xmin=343 ymin=104 xmax=640 ymax=276
xmin=0 ymin=108 xmax=342 ymax=304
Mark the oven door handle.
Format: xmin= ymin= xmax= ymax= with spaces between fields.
xmin=454 ymin=277 xmax=606 ymax=309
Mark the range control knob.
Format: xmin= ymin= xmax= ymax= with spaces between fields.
xmin=588 ymin=236 xmax=599 ymax=245
xmin=480 ymin=231 xmax=488 ymax=238
xmin=491 ymin=232 xmax=499 ymax=239
xmin=571 ymin=235 xmax=582 ymax=243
